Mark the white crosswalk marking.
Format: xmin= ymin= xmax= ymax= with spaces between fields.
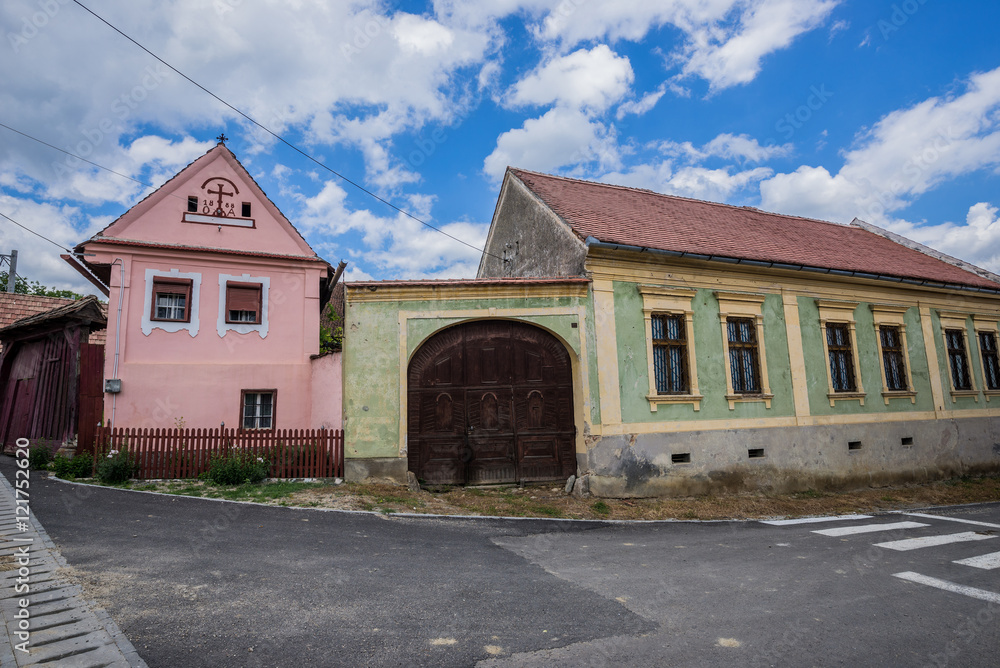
xmin=900 ymin=512 xmax=1000 ymax=529
xmin=894 ymin=572 xmax=1000 ymax=604
xmin=761 ymin=514 xmax=872 ymax=526
xmin=874 ymin=531 xmax=997 ymax=551
xmin=954 ymin=551 xmax=1000 ymax=570
xmin=812 ymin=521 xmax=928 ymax=537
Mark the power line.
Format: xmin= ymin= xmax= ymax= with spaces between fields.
xmin=0 ymin=121 xmax=182 ymax=202
xmin=70 ymin=0 xmax=500 ymax=261
xmin=0 ymin=211 xmax=73 ymax=253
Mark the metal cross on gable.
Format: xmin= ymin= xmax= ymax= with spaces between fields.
xmin=216 ymin=133 xmax=228 ymax=144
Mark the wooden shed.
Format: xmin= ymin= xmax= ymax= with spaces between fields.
xmin=0 ymin=295 xmax=107 ymax=452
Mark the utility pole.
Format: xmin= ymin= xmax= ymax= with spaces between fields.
xmin=1 ymin=249 xmax=16 ymax=293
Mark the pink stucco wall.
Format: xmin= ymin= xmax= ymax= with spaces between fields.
xmin=83 ymin=144 xmax=338 ymax=432
xmin=310 ymin=352 xmax=342 ymax=430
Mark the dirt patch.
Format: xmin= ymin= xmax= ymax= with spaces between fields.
xmin=93 ymin=474 xmax=1000 ymax=521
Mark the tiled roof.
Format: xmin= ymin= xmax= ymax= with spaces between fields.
xmin=510 ymin=168 xmax=1000 ymax=291
xmin=0 ymin=294 xmax=107 ymax=351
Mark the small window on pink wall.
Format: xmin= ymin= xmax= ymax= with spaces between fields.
xmin=226 ymin=282 xmax=262 ymax=324
xmin=151 ymin=279 xmax=192 ymax=322
xmin=241 ymin=390 xmax=275 ymax=430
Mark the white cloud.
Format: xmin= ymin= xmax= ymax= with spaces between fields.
xmin=616 ymin=85 xmax=666 ymax=119
xmin=760 ymin=66 xmax=1000 ymax=224
xmin=680 ymin=0 xmax=840 ymax=92
xmin=482 ymin=108 xmax=621 ymax=181
xmin=294 ymin=180 xmax=484 ymax=278
xmin=662 ymin=133 xmax=792 ymax=163
xmin=507 ymin=45 xmax=634 ymax=113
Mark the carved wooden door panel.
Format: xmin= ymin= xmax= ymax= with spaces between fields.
xmin=408 ymin=321 xmax=574 ymax=485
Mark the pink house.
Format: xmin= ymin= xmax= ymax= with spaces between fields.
xmin=66 ymin=140 xmax=342 ymax=433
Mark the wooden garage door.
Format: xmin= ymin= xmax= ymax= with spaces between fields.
xmin=408 ymin=321 xmax=575 ymax=485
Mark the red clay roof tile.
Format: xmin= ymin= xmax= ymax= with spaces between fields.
xmin=510 ymin=168 xmax=1000 ymax=291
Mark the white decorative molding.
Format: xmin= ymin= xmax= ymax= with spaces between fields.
xmin=141 ymin=268 xmax=201 ymax=337
xmin=218 ymin=273 xmax=270 ymax=339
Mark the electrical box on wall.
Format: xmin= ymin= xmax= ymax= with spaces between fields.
xmin=104 ymin=379 xmax=121 ymax=393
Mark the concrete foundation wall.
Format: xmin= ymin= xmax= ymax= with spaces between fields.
xmin=584 ymin=417 xmax=1000 ymax=497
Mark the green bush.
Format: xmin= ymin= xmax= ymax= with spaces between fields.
xmin=96 ymin=448 xmax=139 ymax=484
xmin=28 ymin=445 xmax=52 ymax=471
xmin=51 ymin=453 xmax=94 ymax=479
xmin=206 ymin=449 xmax=269 ymax=485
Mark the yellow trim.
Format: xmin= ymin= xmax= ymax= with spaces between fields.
xmin=972 ymin=316 xmax=1000 ymax=400
xmin=781 ymin=293 xmax=811 ymax=419
xmin=919 ymin=306 xmax=947 ymax=411
xmin=592 ymin=280 xmax=623 ymax=427
xmin=638 ymin=285 xmax=701 ymax=411
xmin=347 ymin=282 xmax=589 ymax=303
xmin=396 ymin=306 xmax=591 ymax=459
xmin=816 ymin=300 xmax=866 ymax=407
xmin=716 ymin=291 xmax=773 ymax=409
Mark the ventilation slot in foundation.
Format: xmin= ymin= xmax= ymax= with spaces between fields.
xmin=901 ymin=437 xmax=914 ymax=446
xmin=748 ymin=448 xmax=765 ymax=459
xmin=671 ymin=453 xmax=691 ymax=464
xmin=848 ymin=441 xmax=862 ymax=451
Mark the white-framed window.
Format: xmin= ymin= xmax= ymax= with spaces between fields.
xmin=638 ymin=285 xmax=701 ymax=411
xmin=141 ymin=268 xmax=201 ymax=337
xmin=716 ymin=292 xmax=773 ymax=410
xmin=218 ymin=273 xmax=270 ymax=338
xmin=938 ymin=311 xmax=978 ymax=402
xmin=241 ymin=390 xmax=275 ymax=430
xmin=816 ymin=300 xmax=865 ymax=407
xmin=870 ymin=303 xmax=917 ymax=404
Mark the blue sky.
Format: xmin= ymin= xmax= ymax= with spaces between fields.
xmin=3 ymin=0 xmax=1000 ymax=293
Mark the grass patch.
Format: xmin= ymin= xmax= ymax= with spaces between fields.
xmin=591 ymin=500 xmax=611 ymax=516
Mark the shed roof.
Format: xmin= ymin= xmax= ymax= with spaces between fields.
xmin=509 ymin=168 xmax=1000 ymax=291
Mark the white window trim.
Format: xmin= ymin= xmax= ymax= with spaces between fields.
xmin=716 ymin=291 xmax=773 ymax=410
xmin=816 ymin=300 xmax=866 ymax=407
xmin=638 ymin=285 xmax=702 ymax=412
xmin=218 ymin=273 xmax=270 ymax=339
xmin=972 ymin=313 xmax=1000 ymax=401
xmin=141 ymin=268 xmax=201 ymax=337
xmin=939 ymin=311 xmax=978 ymax=402
xmin=870 ymin=303 xmax=917 ymax=405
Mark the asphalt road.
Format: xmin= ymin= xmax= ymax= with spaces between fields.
xmin=4 ymin=456 xmax=999 ymax=667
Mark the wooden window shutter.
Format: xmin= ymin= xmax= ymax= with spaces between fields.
xmin=227 ymin=283 xmax=260 ymax=311
xmin=155 ymin=280 xmax=189 ymax=295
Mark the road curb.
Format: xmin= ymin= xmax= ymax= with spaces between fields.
xmin=0 ymin=469 xmax=147 ymax=667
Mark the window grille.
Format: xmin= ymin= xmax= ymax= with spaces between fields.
xmin=242 ymin=391 xmax=274 ymax=429
xmin=651 ymin=314 xmax=688 ymax=394
xmin=945 ymin=328 xmax=972 ymax=391
xmin=826 ymin=323 xmax=857 ymax=392
xmin=727 ymin=317 xmax=761 ymax=394
xmin=879 ymin=326 xmax=908 ymax=391
xmin=980 ymin=331 xmax=1000 ymax=390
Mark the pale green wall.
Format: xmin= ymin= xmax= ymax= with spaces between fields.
xmin=343 ymin=294 xmax=592 ymax=459
xmin=798 ymin=299 xmax=935 ymax=415
xmin=613 ymin=283 xmax=795 ymax=423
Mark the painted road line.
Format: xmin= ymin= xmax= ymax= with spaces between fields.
xmin=900 ymin=512 xmax=1000 ymax=530
xmin=813 ymin=521 xmax=928 ymax=537
xmin=954 ymin=551 xmax=1000 ymax=570
xmin=893 ymin=572 xmax=1000 ymax=604
xmin=761 ymin=514 xmax=872 ymax=526
xmin=875 ymin=531 xmax=997 ymax=551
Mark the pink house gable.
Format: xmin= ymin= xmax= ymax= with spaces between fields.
xmin=67 ymin=140 xmax=342 ymax=434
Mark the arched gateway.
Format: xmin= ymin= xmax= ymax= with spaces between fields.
xmin=407 ymin=320 xmax=576 ymax=485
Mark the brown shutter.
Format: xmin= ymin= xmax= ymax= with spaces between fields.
xmin=154 ymin=280 xmax=189 ymax=295
xmin=226 ymin=282 xmax=261 ymax=312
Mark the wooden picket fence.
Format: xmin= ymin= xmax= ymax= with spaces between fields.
xmin=91 ymin=426 xmax=344 ymax=480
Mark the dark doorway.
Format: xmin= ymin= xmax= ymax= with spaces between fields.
xmin=407 ymin=320 xmax=576 ymax=485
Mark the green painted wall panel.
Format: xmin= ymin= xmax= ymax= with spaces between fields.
xmin=614 ymin=284 xmax=795 ymax=423
xmin=931 ymin=310 xmax=984 ymax=410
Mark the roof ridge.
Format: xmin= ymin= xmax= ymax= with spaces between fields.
xmin=508 ymin=166 xmax=854 ymax=231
